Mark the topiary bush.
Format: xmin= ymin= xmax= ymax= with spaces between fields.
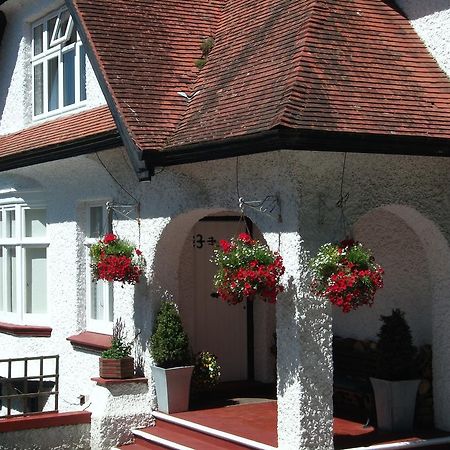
xmin=376 ymin=309 xmax=419 ymax=381
xmin=149 ymin=301 xmax=192 ymax=368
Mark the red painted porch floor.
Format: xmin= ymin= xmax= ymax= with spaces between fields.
xmin=173 ymin=401 xmax=450 ymax=449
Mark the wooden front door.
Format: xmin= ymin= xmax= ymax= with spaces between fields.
xmin=192 ymin=218 xmax=248 ymax=381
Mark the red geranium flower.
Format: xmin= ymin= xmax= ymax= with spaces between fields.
xmin=219 ymin=240 xmax=233 ymax=253
xmin=310 ymin=240 xmax=384 ymax=313
xmin=103 ymin=233 xmax=117 ymax=244
xmin=212 ymin=235 xmax=284 ymax=305
xmin=238 ymin=233 xmax=253 ymax=244
xmin=90 ymin=234 xmax=146 ymax=285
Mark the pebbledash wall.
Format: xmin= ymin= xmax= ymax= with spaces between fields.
xmin=3 ymin=146 xmax=450 ymax=448
xmin=172 ymin=150 xmax=450 ymax=442
xmin=0 ymin=424 xmax=90 ymax=450
xmin=397 ymin=0 xmax=450 ymax=76
xmin=0 ymin=2 xmax=450 ymax=450
xmin=0 ymin=0 xmax=106 ymax=136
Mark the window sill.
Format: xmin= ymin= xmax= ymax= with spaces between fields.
xmin=32 ymin=101 xmax=88 ymax=124
xmin=92 ymin=376 xmax=148 ymax=386
xmin=0 ymin=322 xmax=52 ymax=337
xmin=67 ymin=331 xmax=112 ymax=353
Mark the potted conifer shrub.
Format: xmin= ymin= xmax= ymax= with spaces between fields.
xmin=149 ymin=301 xmax=193 ymax=414
xmin=99 ymin=318 xmax=134 ymax=379
xmin=370 ymin=309 xmax=421 ymax=431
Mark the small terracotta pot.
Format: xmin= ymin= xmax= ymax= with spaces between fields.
xmin=99 ymin=357 xmax=134 ymax=379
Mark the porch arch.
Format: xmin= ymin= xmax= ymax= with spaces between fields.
xmin=149 ymin=208 xmax=276 ymax=383
xmin=351 ymin=204 xmax=450 ymax=430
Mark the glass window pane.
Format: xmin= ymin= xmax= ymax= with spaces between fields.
xmin=89 ymin=207 xmax=103 ymax=238
xmin=25 ymin=248 xmax=47 ymax=314
xmin=50 ymin=11 xmax=73 ymax=47
xmin=108 ymin=283 xmax=113 ymax=322
xmin=7 ymin=248 xmax=16 ymax=313
xmin=90 ymin=279 xmax=105 ymax=320
xmin=58 ymin=10 xmax=71 ymax=39
xmin=25 ymin=209 xmax=47 ymax=238
xmin=48 ymin=57 xmax=59 ymax=111
xmin=0 ymin=211 xmax=3 ymax=239
xmin=64 ymin=26 xmax=77 ymax=47
xmin=34 ymin=64 xmax=44 ymax=116
xmin=0 ymin=248 xmax=3 ymax=312
xmin=6 ymin=210 xmax=15 ymax=238
xmin=63 ymin=49 xmax=75 ymax=106
xmin=79 ymin=45 xmax=86 ymax=102
xmin=47 ymin=16 xmax=57 ymax=48
xmin=33 ymin=24 xmax=43 ymax=55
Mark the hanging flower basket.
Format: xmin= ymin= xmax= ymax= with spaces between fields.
xmin=90 ymin=233 xmax=146 ymax=285
xmin=310 ymin=239 xmax=384 ymax=313
xmin=212 ymin=233 xmax=285 ymax=305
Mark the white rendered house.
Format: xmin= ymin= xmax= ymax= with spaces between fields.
xmin=0 ymin=0 xmax=450 ymax=449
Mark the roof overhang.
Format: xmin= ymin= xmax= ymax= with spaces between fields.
xmin=146 ymin=128 xmax=450 ymax=169
xmin=0 ymin=129 xmax=122 ymax=173
xmin=65 ymin=0 xmax=150 ymax=181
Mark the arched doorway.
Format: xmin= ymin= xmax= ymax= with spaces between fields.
xmin=151 ymin=210 xmax=276 ymax=385
xmin=335 ymin=204 xmax=450 ymax=430
xmin=183 ymin=215 xmax=249 ymax=381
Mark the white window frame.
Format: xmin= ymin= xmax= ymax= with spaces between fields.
xmin=84 ymin=203 xmax=113 ymax=334
xmin=0 ymin=201 xmax=49 ymax=325
xmin=31 ymin=7 xmax=86 ymax=120
xmin=50 ymin=13 xmax=74 ymax=47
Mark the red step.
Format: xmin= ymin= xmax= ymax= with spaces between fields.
xmin=117 ymin=411 xmax=277 ymax=450
xmin=118 ymin=443 xmax=163 ymax=450
xmin=138 ymin=419 xmax=254 ymax=449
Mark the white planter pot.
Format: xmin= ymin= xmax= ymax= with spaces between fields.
xmin=151 ymin=365 xmax=194 ymax=414
xmin=370 ymin=377 xmax=420 ymax=431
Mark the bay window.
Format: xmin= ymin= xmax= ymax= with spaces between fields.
xmin=32 ymin=8 xmax=86 ymax=118
xmin=0 ymin=204 xmax=48 ymax=324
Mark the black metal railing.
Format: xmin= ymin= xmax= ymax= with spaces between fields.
xmin=0 ymin=355 xmax=59 ymax=418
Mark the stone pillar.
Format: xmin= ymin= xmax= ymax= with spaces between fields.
xmin=89 ymin=378 xmax=152 ymax=449
xmin=274 ymin=232 xmax=333 ymax=449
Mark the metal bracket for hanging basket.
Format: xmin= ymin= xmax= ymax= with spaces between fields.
xmin=239 ymin=194 xmax=282 ymax=222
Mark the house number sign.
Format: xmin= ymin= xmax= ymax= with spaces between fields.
xmin=192 ymin=234 xmax=217 ymax=249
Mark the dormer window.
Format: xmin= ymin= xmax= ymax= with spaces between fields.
xmin=32 ymin=8 xmax=86 ymax=118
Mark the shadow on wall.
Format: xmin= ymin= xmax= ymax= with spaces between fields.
xmin=332 ymin=207 xmax=432 ymax=346
xmin=132 ymin=209 xmax=225 ymax=377
xmin=277 ymin=276 xmax=333 ymax=405
xmin=133 ymin=276 xmax=164 ymax=377
xmin=0 ymin=10 xmax=21 ymax=125
xmin=395 ymin=0 xmax=450 ymax=19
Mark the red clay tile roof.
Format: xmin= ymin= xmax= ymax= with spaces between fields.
xmin=68 ymin=0 xmax=223 ymax=153
xmin=0 ymin=105 xmax=119 ymax=161
xmin=167 ymin=0 xmax=450 ymax=149
xmin=2 ymin=0 xmax=450 ymax=172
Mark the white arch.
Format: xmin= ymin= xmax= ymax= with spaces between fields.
xmin=356 ymin=204 xmax=450 ymax=430
xmin=0 ymin=173 xmax=44 ymax=195
xmin=149 ymin=208 xmax=276 ymax=382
